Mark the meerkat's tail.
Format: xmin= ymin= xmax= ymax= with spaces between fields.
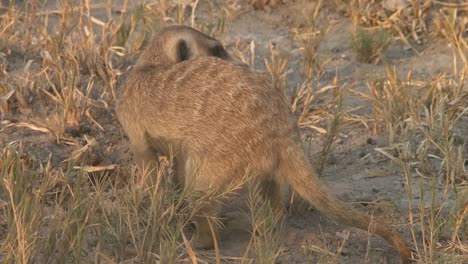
xmin=278 ymin=144 xmax=412 ymax=264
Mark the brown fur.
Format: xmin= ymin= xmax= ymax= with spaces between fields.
xmin=117 ymin=25 xmax=412 ymax=263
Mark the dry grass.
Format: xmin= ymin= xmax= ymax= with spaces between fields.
xmin=245 ymin=180 xmax=285 ymax=264
xmin=352 ymin=26 xmax=392 ymax=63
xmin=0 ymin=0 xmax=466 ymax=263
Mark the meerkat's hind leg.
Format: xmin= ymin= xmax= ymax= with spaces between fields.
xmin=131 ymin=135 xmax=180 ymax=189
xmin=183 ymin=155 xmax=224 ymax=250
xmin=260 ymin=179 xmax=290 ymax=213
xmin=190 ymin=200 xmax=221 ymax=250
xmin=145 ymin=136 xmax=188 ymax=189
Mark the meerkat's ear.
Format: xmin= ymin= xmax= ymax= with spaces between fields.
xmin=176 ymin=39 xmax=191 ymax=62
xmin=210 ymin=44 xmax=229 ymax=59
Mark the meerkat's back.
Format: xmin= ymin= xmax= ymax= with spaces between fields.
xmin=120 ymin=57 xmax=294 ymax=170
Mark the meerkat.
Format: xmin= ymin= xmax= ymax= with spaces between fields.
xmin=117 ymin=25 xmax=412 ymax=263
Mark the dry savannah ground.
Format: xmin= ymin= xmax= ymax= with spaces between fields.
xmin=0 ymin=0 xmax=467 ymax=263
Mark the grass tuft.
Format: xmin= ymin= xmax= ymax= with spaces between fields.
xmin=352 ymin=27 xmax=392 ymax=63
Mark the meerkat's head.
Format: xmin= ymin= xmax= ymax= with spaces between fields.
xmin=136 ymin=25 xmax=232 ymax=66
